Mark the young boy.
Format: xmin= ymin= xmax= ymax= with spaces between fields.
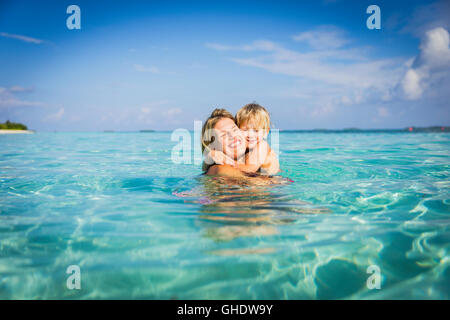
xmin=206 ymin=103 xmax=280 ymax=175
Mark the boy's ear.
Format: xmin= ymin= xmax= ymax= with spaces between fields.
xmin=264 ymin=128 xmax=270 ymax=139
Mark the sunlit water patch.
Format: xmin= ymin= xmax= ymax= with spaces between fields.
xmin=0 ymin=132 xmax=449 ymax=299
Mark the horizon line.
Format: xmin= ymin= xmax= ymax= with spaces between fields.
xmin=18 ymin=125 xmax=450 ymax=133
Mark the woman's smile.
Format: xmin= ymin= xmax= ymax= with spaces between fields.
xmin=228 ymin=137 xmax=243 ymax=149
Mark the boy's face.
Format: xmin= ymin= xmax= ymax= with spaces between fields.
xmin=239 ymin=121 xmax=268 ymax=150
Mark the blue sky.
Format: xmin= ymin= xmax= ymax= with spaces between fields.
xmin=0 ymin=0 xmax=449 ymax=131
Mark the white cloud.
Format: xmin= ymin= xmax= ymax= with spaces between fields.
xmin=141 ymin=107 xmax=151 ymax=114
xmin=0 ymin=86 xmax=44 ymax=108
xmin=43 ymin=108 xmax=65 ymax=122
xmin=206 ymin=40 xmax=280 ymax=52
xmin=400 ymin=69 xmax=423 ymax=100
xmin=162 ymin=108 xmax=182 ymax=117
xmin=398 ymin=27 xmax=450 ymax=100
xmin=0 ymin=32 xmax=44 ymax=44
xmin=419 ymin=27 xmax=450 ymax=67
xmin=211 ymin=36 xmax=403 ymax=102
xmin=133 ymin=64 xmax=159 ymax=73
xmin=140 ymin=100 xmax=170 ymax=112
xmin=207 ymin=30 xmax=402 ymax=91
xmin=231 ymin=52 xmax=400 ymax=89
xmin=377 ymin=106 xmax=390 ymax=118
xmin=207 ymin=25 xmax=450 ymax=122
xmin=310 ymin=102 xmax=335 ymax=118
xmin=293 ymin=25 xmax=350 ymax=50
xmin=97 ymin=100 xmax=180 ymax=126
xmin=8 ymin=86 xmax=33 ymax=93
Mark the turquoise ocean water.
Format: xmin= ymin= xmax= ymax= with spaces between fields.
xmin=0 ymin=132 xmax=449 ymax=299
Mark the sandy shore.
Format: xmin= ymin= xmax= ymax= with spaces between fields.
xmin=0 ymin=130 xmax=34 ymax=134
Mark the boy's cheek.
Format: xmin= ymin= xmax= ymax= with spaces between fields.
xmin=255 ymin=134 xmax=264 ymax=143
xmin=260 ymin=130 xmax=268 ymax=140
xmin=248 ymin=140 xmax=258 ymax=149
xmin=258 ymin=133 xmax=265 ymax=141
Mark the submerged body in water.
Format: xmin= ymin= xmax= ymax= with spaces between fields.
xmin=175 ymin=174 xmax=329 ymax=243
xmin=0 ymin=131 xmax=449 ymax=299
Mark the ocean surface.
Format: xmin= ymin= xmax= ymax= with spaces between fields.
xmin=0 ymin=131 xmax=449 ymax=299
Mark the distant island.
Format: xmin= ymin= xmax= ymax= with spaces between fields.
xmin=0 ymin=120 xmax=34 ymax=134
xmin=0 ymin=120 xmax=27 ymax=130
xmin=282 ymin=126 xmax=450 ymax=133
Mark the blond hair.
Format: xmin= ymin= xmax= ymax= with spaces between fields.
xmin=235 ymin=103 xmax=270 ymax=131
xmin=201 ymin=108 xmax=235 ymax=172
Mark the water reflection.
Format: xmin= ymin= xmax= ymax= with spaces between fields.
xmin=177 ymin=174 xmax=331 ymax=254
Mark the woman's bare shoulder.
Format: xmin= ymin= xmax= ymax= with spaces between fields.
xmin=206 ymin=164 xmax=244 ymax=177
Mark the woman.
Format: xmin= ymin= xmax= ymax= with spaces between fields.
xmin=201 ymin=108 xmax=247 ymax=177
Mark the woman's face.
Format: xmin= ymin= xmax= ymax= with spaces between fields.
xmin=211 ymin=118 xmax=246 ymax=160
